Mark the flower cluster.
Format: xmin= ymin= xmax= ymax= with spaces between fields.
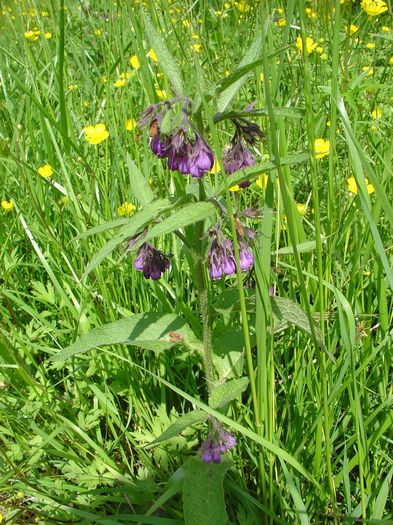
xmin=207 ymin=219 xmax=255 ymax=280
xmin=127 ymin=235 xmax=171 ymax=280
xmin=200 ymin=420 xmax=236 ymax=464
xmin=222 ymin=111 xmax=264 ymax=179
xmin=139 ymin=99 xmax=214 ymax=178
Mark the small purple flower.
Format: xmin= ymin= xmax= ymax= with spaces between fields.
xmin=150 ymin=132 xmax=171 ymax=158
xmin=133 ymin=242 xmax=170 ymax=280
xmin=222 ymin=137 xmax=255 ymax=175
xmin=238 ymin=237 xmax=254 ymax=271
xmin=186 ymin=134 xmax=214 ymax=178
xmin=200 ymin=422 xmax=236 ymax=464
xmin=208 ymin=228 xmax=237 ymax=280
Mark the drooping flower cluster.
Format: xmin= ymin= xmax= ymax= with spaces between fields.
xmin=222 ymin=111 xmax=264 ymax=180
xmin=207 ymin=216 xmax=256 ymax=280
xmin=127 ymin=234 xmax=171 ymax=280
xmin=200 ymin=419 xmax=236 ymax=464
xmin=139 ymin=98 xmax=214 ymax=178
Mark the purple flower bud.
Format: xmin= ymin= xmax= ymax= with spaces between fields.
xmin=238 ymin=238 xmax=254 ymax=272
xmin=133 ymin=242 xmax=170 ymax=280
xmin=200 ymin=423 xmax=236 ymax=464
xmin=186 ymin=135 xmax=214 ymax=178
xmin=150 ymin=132 xmax=171 ymax=158
xmin=208 ymin=230 xmax=237 ymax=280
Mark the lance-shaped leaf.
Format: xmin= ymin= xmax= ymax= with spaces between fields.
xmin=126 ymin=154 xmax=155 ymax=205
xmin=51 ymin=313 xmax=203 ymax=362
xmin=209 ymin=377 xmax=249 ymax=409
xmin=143 ymin=14 xmax=184 ymax=96
xmin=183 ymin=458 xmax=231 ymax=525
xmin=147 ymin=410 xmax=208 ymax=447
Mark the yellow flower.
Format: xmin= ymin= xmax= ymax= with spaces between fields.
xmin=38 ymin=164 xmax=53 ymax=178
xmin=125 ymin=118 xmax=137 ymax=131
xmin=361 ymin=0 xmax=388 ymax=16
xmin=381 ymin=25 xmax=390 ymax=31
xmin=362 ymin=66 xmax=374 ymax=75
xmin=24 ymin=30 xmax=40 ymax=41
xmin=316 ymin=46 xmax=324 ymax=54
xmin=191 ymin=44 xmax=202 ymax=52
xmin=130 ymin=54 xmax=140 ymax=69
xmin=371 ymin=107 xmax=382 ymax=118
xmin=314 ymin=138 xmax=330 ymax=159
xmin=84 ymin=124 xmax=109 ymax=145
xmin=389 ymin=56 xmax=393 ymax=65
xmin=297 ymin=203 xmax=307 ymax=216
xmin=94 ymin=29 xmax=102 ymax=36
xmin=229 ymin=185 xmax=240 ymax=192
xmin=148 ymin=48 xmax=158 ymax=61
xmin=259 ymin=72 xmax=264 ymax=82
xmin=156 ymin=89 xmax=167 ymax=99
xmin=256 ymin=174 xmax=268 ymax=189
xmin=295 ymin=36 xmax=317 ymax=54
xmin=347 ymin=176 xmax=375 ymax=195
xmin=305 ymin=8 xmax=317 ymax=18
xmin=182 ymin=19 xmax=190 ymax=28
xmin=68 ymin=83 xmax=78 ymax=90
xmin=224 ymin=2 xmax=231 ymax=8
xmin=114 ymin=78 xmax=126 ymax=88
xmin=366 ymin=42 xmax=376 ymax=49
xmin=41 ymin=11 xmax=49 ymax=16
xmin=348 ymin=24 xmax=359 ymax=35
xmin=277 ymin=7 xmax=284 ymax=14
xmin=277 ymin=18 xmax=286 ymax=27
xmin=191 ymin=33 xmax=199 ymax=39
xmin=44 ymin=32 xmax=52 ymax=39
xmin=117 ymin=201 xmax=136 ymax=217
xmin=235 ymin=1 xmax=251 ymax=13
xmin=210 ymin=159 xmax=221 ymax=174
xmin=1 ymin=199 xmax=14 ymax=212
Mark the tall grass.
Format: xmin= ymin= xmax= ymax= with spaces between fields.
xmin=0 ymin=0 xmax=392 ymax=524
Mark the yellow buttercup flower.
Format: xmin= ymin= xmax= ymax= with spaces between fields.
xmin=366 ymin=42 xmax=376 ymax=49
xmin=24 ymin=30 xmax=40 ymax=41
xmin=347 ymin=176 xmax=375 ymax=195
xmin=156 ymin=89 xmax=167 ymax=100
xmin=38 ymin=164 xmax=53 ymax=178
xmin=295 ymin=36 xmax=317 ymax=54
xmin=148 ymin=48 xmax=158 ymax=61
xmin=389 ymin=57 xmax=393 ymax=65
xmin=348 ymin=24 xmax=359 ymax=35
xmin=130 ymin=54 xmax=140 ymax=69
xmin=371 ymin=107 xmax=382 ymax=118
xmin=117 ymin=201 xmax=136 ymax=217
xmin=84 ymin=124 xmax=109 ymax=145
xmin=381 ymin=26 xmax=390 ymax=31
xmin=44 ymin=32 xmax=52 ymax=39
xmin=362 ymin=66 xmax=374 ymax=75
xmin=314 ymin=138 xmax=330 ymax=159
xmin=191 ymin=44 xmax=202 ymax=52
xmin=235 ymin=1 xmax=251 ymax=13
xmin=361 ymin=0 xmax=388 ymax=16
xmin=1 ymin=199 xmax=14 ymax=212
xmin=256 ymin=174 xmax=268 ymax=189
xmin=191 ymin=33 xmax=199 ymax=39
xmin=297 ymin=203 xmax=307 ymax=216
xmin=182 ymin=19 xmax=190 ymax=28
xmin=229 ymin=185 xmax=240 ymax=192
xmin=210 ymin=159 xmax=221 ymax=174
xmin=125 ymin=118 xmax=137 ymax=131
xmin=114 ymin=78 xmax=126 ymax=88
xmin=94 ymin=29 xmax=102 ymax=36
xmin=277 ymin=18 xmax=286 ymax=27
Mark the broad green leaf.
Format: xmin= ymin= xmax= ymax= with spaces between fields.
xmin=213 ymin=328 xmax=245 ymax=380
xmin=51 ymin=313 xmax=202 ymax=362
xmin=147 ymin=410 xmax=208 ymax=447
xmin=216 ymin=32 xmax=262 ymax=113
xmin=129 ymin=201 xmax=217 ymax=253
xmin=143 ymin=15 xmax=184 ymax=96
xmin=183 ymin=457 xmax=230 ymax=525
xmin=126 ymin=154 xmax=155 ymax=205
xmin=75 ymin=218 xmax=130 ymax=240
xmin=81 ymin=198 xmax=174 ymax=280
xmin=271 ymin=297 xmax=325 ymax=350
xmin=215 ymin=153 xmax=309 ymax=196
xmin=212 ymin=288 xmax=255 ymax=316
xmin=209 ymin=377 xmax=249 ymax=409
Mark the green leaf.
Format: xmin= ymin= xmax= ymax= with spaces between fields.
xmin=209 ymin=377 xmax=249 ymax=409
xmin=50 ymin=313 xmax=203 ymax=361
xmin=126 ymin=154 xmax=155 ymax=205
xmin=183 ymin=457 xmax=230 ymax=525
xmin=129 ymin=201 xmax=217 ymax=253
xmin=143 ymin=15 xmax=184 ymax=96
xmin=213 ymin=328 xmax=245 ymax=380
xmin=216 ymin=32 xmax=262 ymax=113
xmin=273 ymin=239 xmax=320 ymax=256
xmin=147 ymin=410 xmax=208 ymax=447
xmin=81 ymin=198 xmax=174 ymax=280
xmin=279 ymin=459 xmax=310 ymax=525
xmin=371 ymin=466 xmax=393 ymax=520
xmin=271 ymin=297 xmax=325 ymax=350
xmin=75 ymin=218 xmax=130 ymax=240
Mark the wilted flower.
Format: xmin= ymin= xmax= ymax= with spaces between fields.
xmin=200 ymin=420 xmax=236 ymax=464
xmin=361 ymin=0 xmax=388 ymax=16
xmin=133 ymin=242 xmax=170 ymax=280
